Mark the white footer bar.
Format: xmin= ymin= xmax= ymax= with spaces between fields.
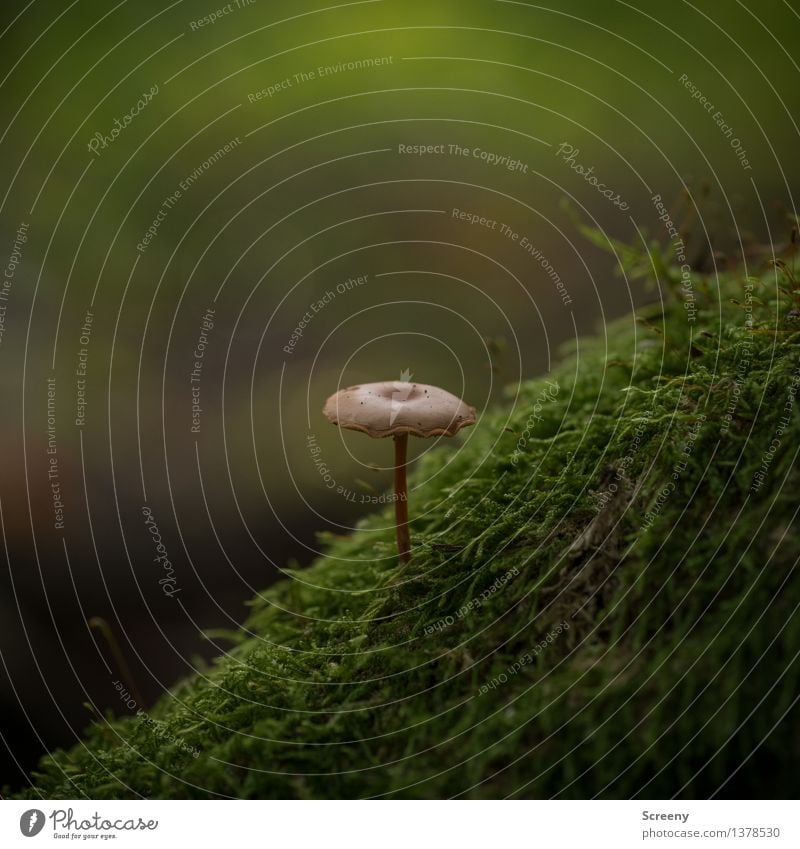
xmin=2 ymin=800 xmax=796 ymax=848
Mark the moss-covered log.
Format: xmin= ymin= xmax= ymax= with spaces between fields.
xmin=13 ymin=243 xmax=800 ymax=799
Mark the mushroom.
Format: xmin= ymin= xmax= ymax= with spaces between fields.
xmin=323 ymin=380 xmax=476 ymax=563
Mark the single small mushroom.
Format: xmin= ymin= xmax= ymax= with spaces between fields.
xmin=323 ymin=381 xmax=476 ymax=563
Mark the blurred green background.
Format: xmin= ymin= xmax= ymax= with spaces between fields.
xmin=0 ymin=0 xmax=797 ymax=785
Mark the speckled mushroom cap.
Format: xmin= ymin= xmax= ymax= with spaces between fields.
xmin=323 ymin=381 xmax=476 ymax=438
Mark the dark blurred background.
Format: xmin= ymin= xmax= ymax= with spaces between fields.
xmin=0 ymin=0 xmax=798 ymax=789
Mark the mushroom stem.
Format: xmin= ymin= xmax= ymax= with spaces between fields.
xmin=393 ymin=433 xmax=410 ymax=563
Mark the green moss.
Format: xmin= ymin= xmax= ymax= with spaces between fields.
xmin=14 ymin=241 xmax=800 ymax=799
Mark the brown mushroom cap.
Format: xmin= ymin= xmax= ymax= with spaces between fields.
xmin=323 ymin=381 xmax=476 ymax=438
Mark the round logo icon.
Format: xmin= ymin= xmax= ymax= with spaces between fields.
xmin=19 ymin=810 xmax=45 ymax=837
